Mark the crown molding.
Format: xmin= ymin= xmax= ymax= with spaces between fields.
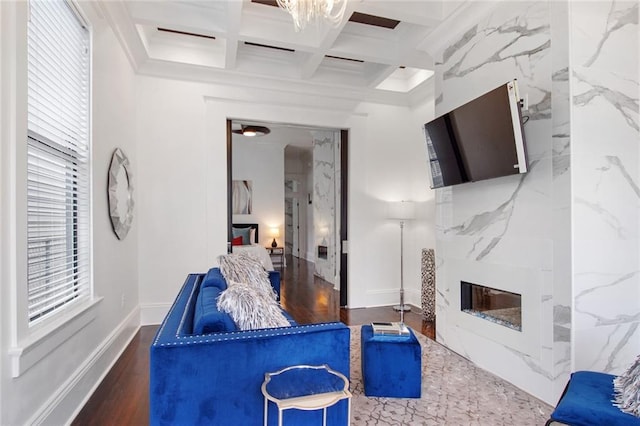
xmin=138 ymin=57 xmax=420 ymax=108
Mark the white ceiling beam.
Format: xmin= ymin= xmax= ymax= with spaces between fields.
xmin=417 ymin=1 xmax=497 ymax=55
xmin=392 ymin=24 xmax=436 ymax=69
xmin=300 ymin=53 xmax=326 ymax=79
xmin=224 ymin=0 xmax=244 ymax=69
xmin=357 ymin=21 xmax=435 ymax=89
xmin=298 ymin=1 xmax=356 ymax=79
xmin=354 ymin=0 xmax=445 ymax=27
xmin=365 ymin=63 xmax=398 ymax=88
xmin=225 ymin=39 xmax=239 ymax=70
xmin=239 ymin=12 xmax=328 ymax=50
xmin=127 ymin=1 xmax=225 ymax=36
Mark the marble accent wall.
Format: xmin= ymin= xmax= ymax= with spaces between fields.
xmin=312 ymin=131 xmax=338 ymax=285
xmin=432 ymin=0 xmax=639 ymax=404
xmin=570 ymin=1 xmax=639 ymax=374
xmin=433 ymin=2 xmax=559 ymax=403
xmin=549 ymin=0 xmax=573 ymax=399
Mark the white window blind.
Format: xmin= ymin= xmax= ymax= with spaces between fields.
xmin=27 ymin=0 xmax=90 ymax=324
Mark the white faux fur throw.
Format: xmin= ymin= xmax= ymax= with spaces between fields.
xmin=217 ymin=281 xmax=289 ymax=330
xmin=218 ymin=252 xmax=277 ymax=300
xmin=614 ymin=355 xmax=640 ymax=417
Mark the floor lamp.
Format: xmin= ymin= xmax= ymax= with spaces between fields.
xmin=388 ymin=201 xmax=416 ymax=324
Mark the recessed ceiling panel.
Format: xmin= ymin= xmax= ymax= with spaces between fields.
xmin=244 ymin=41 xmax=295 ymax=53
xmin=114 ymin=0 xmax=445 ymax=100
xmin=348 ymin=12 xmax=400 ymax=29
xmin=251 ymin=0 xmax=279 ymax=7
xmin=158 ymin=28 xmax=216 ymax=40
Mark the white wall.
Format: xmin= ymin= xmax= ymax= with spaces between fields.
xmin=136 ymin=76 xmax=435 ymax=319
xmin=232 ymin=138 xmax=285 ymax=247
xmin=135 ymin=78 xmax=216 ymax=324
xmin=356 ymin=101 xmax=436 ymax=308
xmin=409 ymin=86 xmax=438 ymax=258
xmin=0 ymin=2 xmax=139 ymax=424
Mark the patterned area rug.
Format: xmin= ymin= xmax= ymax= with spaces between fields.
xmin=348 ymin=326 xmax=553 ymax=425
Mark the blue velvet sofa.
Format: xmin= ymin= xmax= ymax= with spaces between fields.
xmin=150 ymin=268 xmax=351 ymax=425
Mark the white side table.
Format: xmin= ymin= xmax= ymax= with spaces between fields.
xmin=261 ymin=364 xmax=351 ymax=426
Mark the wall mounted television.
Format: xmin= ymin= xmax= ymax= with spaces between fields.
xmin=424 ymin=80 xmax=528 ymax=189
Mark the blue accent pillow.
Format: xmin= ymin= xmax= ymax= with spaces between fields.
xmin=193 ymin=286 xmax=237 ymax=334
xmin=232 ymin=227 xmax=252 ymax=245
xmin=201 ymin=267 xmax=227 ymax=290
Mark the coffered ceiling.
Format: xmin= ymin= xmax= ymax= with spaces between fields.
xmin=98 ymin=0 xmax=466 ymax=104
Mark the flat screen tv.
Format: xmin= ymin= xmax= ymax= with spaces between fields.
xmin=424 ymin=80 xmax=528 ymax=189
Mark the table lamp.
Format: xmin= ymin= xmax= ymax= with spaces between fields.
xmin=270 ymin=227 xmax=280 ymax=248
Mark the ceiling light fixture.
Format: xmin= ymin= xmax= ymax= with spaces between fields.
xmin=276 ymin=0 xmax=347 ymax=31
xmin=232 ymin=125 xmax=271 ymax=137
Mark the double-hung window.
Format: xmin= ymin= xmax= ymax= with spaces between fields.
xmin=27 ymin=0 xmax=91 ymax=324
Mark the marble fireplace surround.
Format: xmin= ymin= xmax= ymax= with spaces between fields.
xmin=429 ymin=0 xmax=638 ymax=406
xmin=447 ymin=259 xmax=540 ymax=358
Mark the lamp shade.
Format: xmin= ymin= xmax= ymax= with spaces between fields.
xmin=270 ymin=227 xmax=280 ymax=238
xmin=388 ymin=201 xmax=416 ymax=220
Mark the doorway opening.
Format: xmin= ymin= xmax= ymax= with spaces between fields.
xmin=226 ymin=120 xmax=349 ymax=309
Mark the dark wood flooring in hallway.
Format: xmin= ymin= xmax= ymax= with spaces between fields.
xmin=72 ymin=255 xmax=435 ymax=425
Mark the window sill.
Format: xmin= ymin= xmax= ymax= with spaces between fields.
xmin=9 ymin=297 xmax=103 ymax=378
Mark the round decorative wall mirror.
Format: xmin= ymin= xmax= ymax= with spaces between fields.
xmin=108 ymin=148 xmax=134 ymax=240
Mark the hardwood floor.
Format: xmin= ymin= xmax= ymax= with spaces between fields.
xmin=280 ymin=254 xmax=435 ymax=337
xmin=72 ymin=256 xmax=435 ymax=425
xmin=72 ymin=327 xmax=156 ymax=426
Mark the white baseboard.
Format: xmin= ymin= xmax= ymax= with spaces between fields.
xmin=27 ymin=307 xmax=140 ymax=426
xmin=364 ymin=288 xmax=421 ymax=310
xmin=405 ymin=288 xmax=422 ymax=309
xmin=140 ymin=303 xmax=171 ymax=325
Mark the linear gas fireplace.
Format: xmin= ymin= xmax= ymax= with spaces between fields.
xmin=461 ymin=281 xmax=522 ymax=331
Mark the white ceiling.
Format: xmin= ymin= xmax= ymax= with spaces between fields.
xmin=98 ymin=0 xmax=466 ymax=104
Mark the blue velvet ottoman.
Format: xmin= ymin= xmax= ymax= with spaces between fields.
xmin=360 ymin=324 xmax=422 ymax=398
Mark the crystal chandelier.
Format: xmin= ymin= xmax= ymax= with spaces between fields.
xmin=276 ymin=0 xmax=348 ymax=31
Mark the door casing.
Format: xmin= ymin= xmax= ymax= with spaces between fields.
xmin=227 ymin=120 xmax=349 ymax=307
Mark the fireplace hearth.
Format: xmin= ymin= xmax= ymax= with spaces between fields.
xmin=460 ymin=281 xmax=522 ymax=331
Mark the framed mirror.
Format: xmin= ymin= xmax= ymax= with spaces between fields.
xmin=108 ymin=148 xmax=134 ymax=240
